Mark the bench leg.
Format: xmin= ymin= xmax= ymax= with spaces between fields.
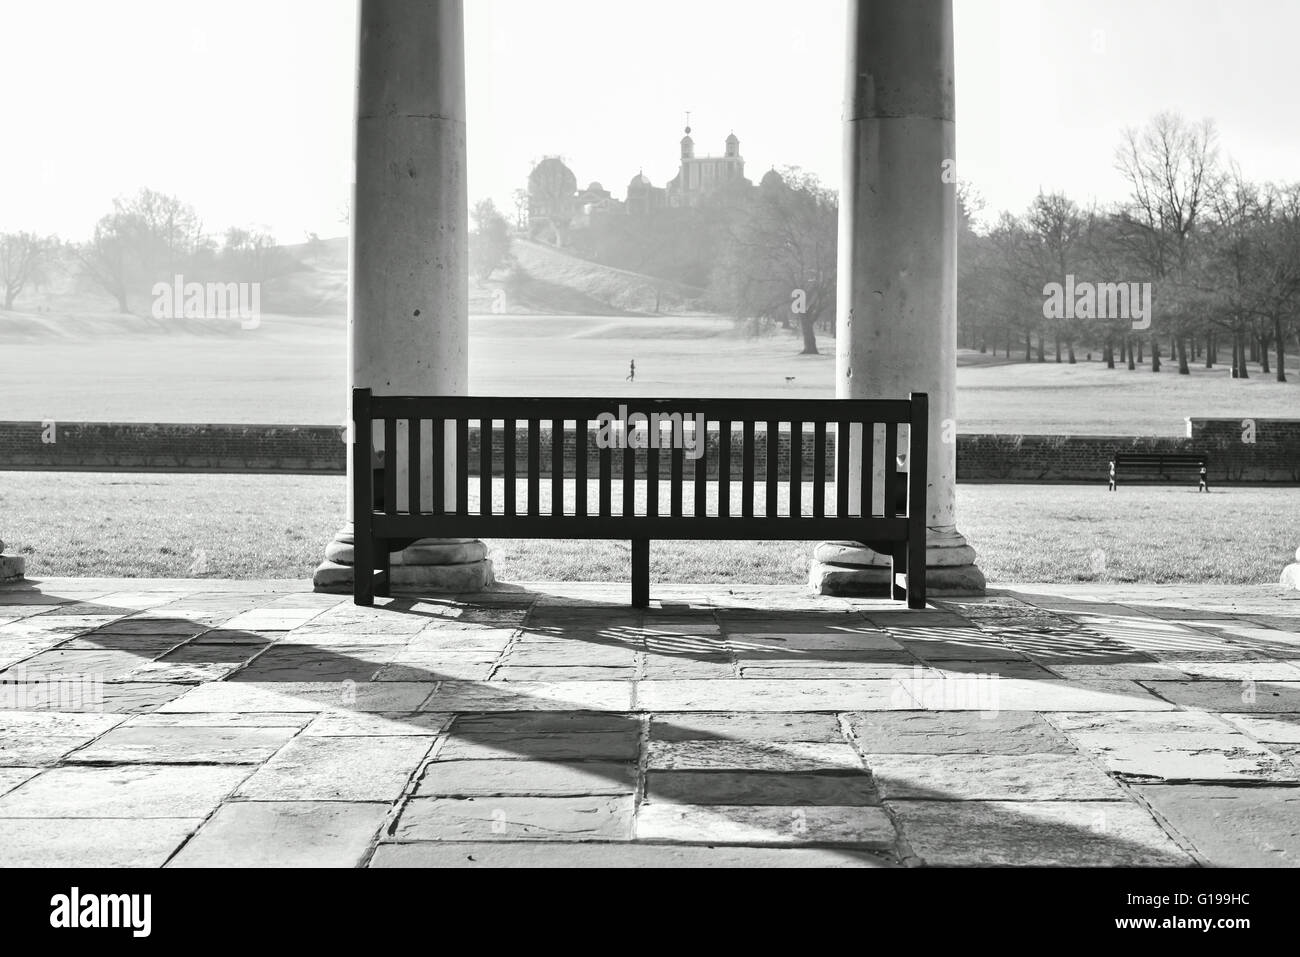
xmin=376 ymin=540 xmax=392 ymax=599
xmin=907 ymin=528 xmax=926 ymax=610
xmin=354 ymin=529 xmax=374 ymax=606
xmin=631 ymin=539 xmax=649 ymax=609
xmin=891 ymin=543 xmax=907 ymax=602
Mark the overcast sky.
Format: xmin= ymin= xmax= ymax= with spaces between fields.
xmin=2 ymin=0 xmax=1295 ymax=241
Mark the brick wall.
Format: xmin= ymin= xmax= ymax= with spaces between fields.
xmin=0 ymin=422 xmax=347 ymax=474
xmin=2 ymin=417 xmax=1296 ymax=482
xmin=956 ymin=418 xmax=1300 ymax=483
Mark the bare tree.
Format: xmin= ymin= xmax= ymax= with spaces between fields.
xmin=0 ymin=232 xmax=59 ymax=310
xmin=710 ymin=168 xmax=836 ymax=355
xmin=75 ymin=212 xmax=138 ymax=313
xmin=1114 ymin=112 xmax=1220 ymax=374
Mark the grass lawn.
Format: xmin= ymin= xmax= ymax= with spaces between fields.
xmin=3 ymin=472 xmax=1296 ymax=586
xmin=1 ymin=313 xmax=1295 ymax=435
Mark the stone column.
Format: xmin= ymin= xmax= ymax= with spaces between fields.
xmin=1282 ymin=548 xmax=1300 ymax=591
xmin=810 ymin=0 xmax=984 ymax=596
xmin=314 ymin=0 xmax=492 ymax=593
xmin=0 ymin=538 xmax=24 ymax=582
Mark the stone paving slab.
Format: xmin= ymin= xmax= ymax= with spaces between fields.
xmin=4 ymin=578 xmax=1300 ymax=867
xmin=635 ymin=803 xmax=896 ymax=847
xmin=0 ymin=766 xmax=41 ymax=797
xmin=435 ymin=731 xmax=639 ymax=762
xmin=418 ymin=760 xmax=636 ymax=797
xmin=1142 ymin=680 xmax=1300 ymax=712
xmin=169 ymin=802 xmax=389 ymax=868
xmin=890 ymin=800 xmax=1194 ymax=867
xmin=646 ymin=740 xmax=864 ymax=772
xmin=636 ymin=679 xmax=913 ymax=712
xmin=648 ymin=711 xmax=844 ymax=742
xmin=235 ymin=735 xmax=432 ymax=802
xmin=303 ymin=712 xmax=451 ymax=736
xmin=1065 ymin=731 xmax=1297 ymax=783
xmin=370 ymin=841 xmax=896 ymax=867
xmin=1221 ymin=713 xmax=1300 ymax=742
xmin=0 ymin=818 xmax=202 ymax=867
xmin=393 ymin=795 xmax=635 ymax=842
xmin=158 ymin=681 xmax=435 ymax=713
xmin=1133 ymin=785 xmax=1300 ymax=867
xmin=69 ymin=725 xmax=301 ymax=765
xmin=645 ymin=771 xmax=879 ymax=806
xmin=425 ymin=680 xmax=633 ymax=712
xmin=847 ymin=711 xmax=1076 ymax=754
xmin=867 ymin=753 xmax=1124 ymax=800
xmin=0 ymin=764 xmax=250 ymax=817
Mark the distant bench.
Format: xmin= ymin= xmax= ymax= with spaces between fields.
xmin=351 ymin=388 xmax=930 ymax=608
xmin=1110 ymin=451 xmax=1208 ymax=489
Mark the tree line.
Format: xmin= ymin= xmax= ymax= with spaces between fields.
xmin=0 ymin=188 xmax=297 ymax=314
xmin=961 ymin=112 xmax=1299 ymax=381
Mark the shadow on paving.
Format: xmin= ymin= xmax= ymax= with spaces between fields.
xmin=4 ymin=578 xmax=1290 ymax=866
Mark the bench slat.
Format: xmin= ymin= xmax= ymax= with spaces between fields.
xmin=551 ymin=418 xmax=564 ymax=517
xmin=479 ymin=418 xmax=491 ymax=516
xmin=456 ymin=418 xmax=469 ymax=516
xmin=791 ymin=420 xmax=802 ymax=518
xmin=671 ymin=442 xmax=683 ymax=517
xmin=647 ymin=441 xmax=659 ymax=518
xmin=694 ymin=432 xmax=706 ymax=518
xmin=836 ymin=421 xmax=850 ymax=518
xmin=409 ymin=417 xmax=421 ymax=516
xmin=527 ymin=419 xmax=540 ymax=518
xmin=599 ymin=441 xmax=612 ymax=517
xmin=766 ymin=420 xmax=778 ymax=518
xmin=503 ymin=420 xmax=515 ymax=517
xmin=622 ymin=442 xmax=635 ymax=517
xmin=718 ymin=420 xmax=732 ymax=518
xmin=742 ymin=421 xmax=755 ymax=518
xmin=575 ymin=421 xmax=587 ymax=518
xmin=384 ymin=417 xmax=398 ymax=516
xmin=431 ymin=417 xmax=444 ymax=515
xmin=813 ymin=421 xmax=826 ymax=518
xmin=883 ymin=422 xmax=897 ymax=519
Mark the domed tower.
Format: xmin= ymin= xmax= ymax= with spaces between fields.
xmin=680 ymin=123 xmax=695 ymax=160
xmin=725 ymin=131 xmax=740 ymax=158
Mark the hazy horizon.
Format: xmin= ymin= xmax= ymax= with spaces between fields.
xmin=3 ymin=0 xmax=1296 ymax=242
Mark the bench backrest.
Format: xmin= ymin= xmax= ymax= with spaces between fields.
xmin=353 ymin=390 xmax=928 ymax=539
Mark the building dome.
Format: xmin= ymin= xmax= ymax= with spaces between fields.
xmin=588 ymin=181 xmax=603 ymax=192
xmin=726 ymin=132 xmax=739 ymax=144
xmin=628 ymin=172 xmax=652 ymax=188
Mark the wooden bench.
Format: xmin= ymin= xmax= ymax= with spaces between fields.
xmin=1110 ymin=451 xmax=1208 ymax=488
xmin=351 ymin=389 xmax=929 ymax=609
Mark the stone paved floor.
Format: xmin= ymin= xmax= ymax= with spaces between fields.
xmin=1 ymin=577 xmax=1298 ymax=867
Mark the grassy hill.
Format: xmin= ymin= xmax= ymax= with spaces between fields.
xmin=479 ymin=239 xmax=707 ymax=316
xmin=0 ymin=233 xmax=703 ymax=330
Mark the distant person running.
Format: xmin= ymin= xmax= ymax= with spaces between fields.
xmin=1198 ymin=462 xmax=1208 ymax=492
xmin=1108 ymin=459 xmax=1117 ymax=491
xmin=627 ymin=359 xmax=636 ymax=383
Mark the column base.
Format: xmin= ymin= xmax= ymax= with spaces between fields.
xmin=312 ymin=525 xmax=494 ymax=594
xmin=0 ymin=554 xmax=25 ymax=582
xmin=1281 ymin=548 xmax=1300 ymax=591
xmin=809 ymin=529 xmax=986 ymax=598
